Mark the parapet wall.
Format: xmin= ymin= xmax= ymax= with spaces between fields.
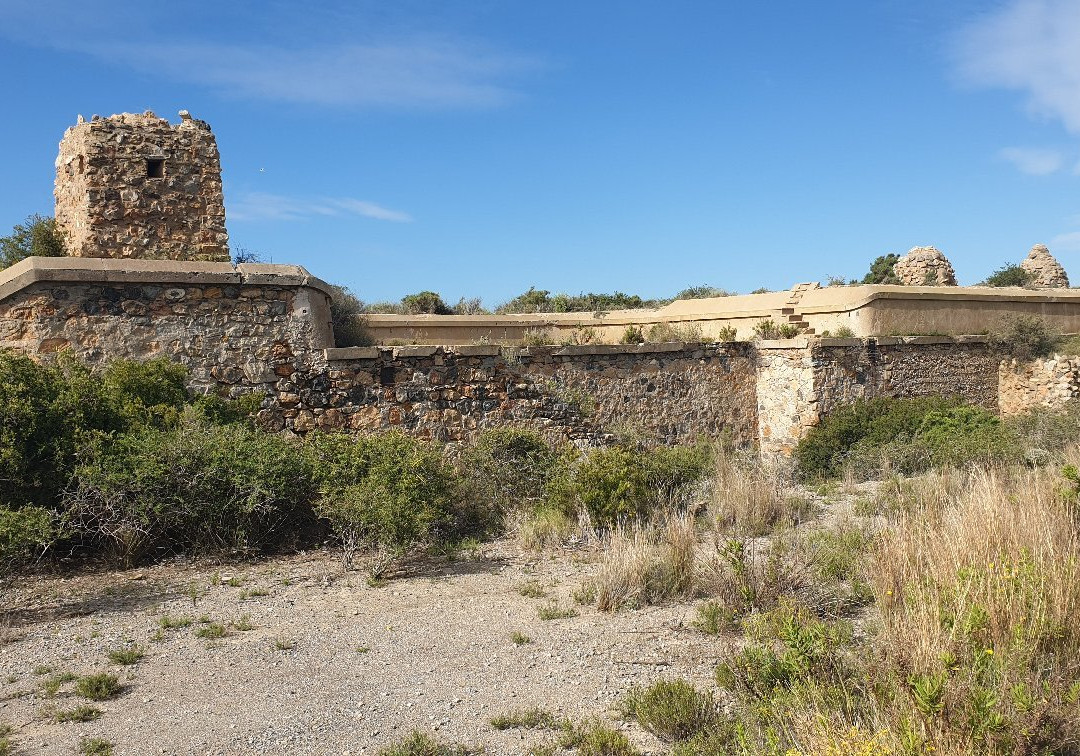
xmin=0 ymin=259 xmax=1034 ymax=456
xmin=362 ymin=284 xmax=1080 ymax=345
xmin=0 ymin=257 xmax=333 ymax=395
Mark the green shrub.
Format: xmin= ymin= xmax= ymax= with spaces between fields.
xmin=66 ymin=420 xmax=318 ymax=565
xmin=0 ymin=214 xmax=65 ymax=269
xmin=620 ymin=325 xmax=645 ymax=344
xmin=795 ymin=396 xmax=964 ymax=479
xmin=309 ymin=432 xmax=463 ymax=569
xmin=568 ymin=444 xmax=711 ymax=528
xmin=400 ymin=291 xmax=453 ymax=315
xmin=460 ymin=428 xmax=561 ymax=522
xmin=623 ymin=679 xmax=723 ymax=742
xmin=0 ymin=506 xmax=54 ymax=570
xmin=75 ymin=673 xmax=122 ymax=701
xmin=989 ymin=314 xmax=1060 ymax=360
xmin=327 ymin=284 xmax=373 ymax=347
xmin=861 ymin=253 xmax=901 ymax=284
xmin=647 ymin=322 xmax=703 ymax=342
xmin=981 ymin=263 xmax=1033 ymax=287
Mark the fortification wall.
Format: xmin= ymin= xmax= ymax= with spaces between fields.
xmin=999 ymin=356 xmax=1080 ymax=415
xmin=266 ymin=343 xmax=759 ymax=445
xmin=0 ymin=259 xmax=1033 ymax=457
xmin=755 ymin=337 xmax=1000 ymax=455
xmin=0 ymin=258 xmax=332 ymax=395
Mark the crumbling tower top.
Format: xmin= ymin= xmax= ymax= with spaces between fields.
xmin=54 ymin=110 xmax=229 ymax=262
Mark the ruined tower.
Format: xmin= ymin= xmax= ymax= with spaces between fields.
xmin=54 ymin=110 xmax=229 ymax=262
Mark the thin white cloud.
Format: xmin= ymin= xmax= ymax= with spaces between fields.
xmin=1050 ymin=230 xmax=1080 ymax=253
xmin=0 ymin=2 xmax=540 ymax=110
xmin=998 ymin=146 xmax=1065 ymax=175
xmin=955 ymin=0 xmax=1080 ymax=133
xmin=229 ymin=192 xmax=412 ymax=223
xmin=102 ymin=40 xmax=535 ymax=109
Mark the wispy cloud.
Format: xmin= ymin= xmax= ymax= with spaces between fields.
xmin=954 ymin=0 xmax=1080 ymax=133
xmin=0 ymin=1 xmax=540 ymax=109
xmin=103 ymin=40 xmax=537 ymax=109
xmin=1050 ymin=230 xmax=1080 ymax=253
xmin=229 ymin=192 xmax=412 ymax=223
xmin=998 ymin=146 xmax=1065 ymax=175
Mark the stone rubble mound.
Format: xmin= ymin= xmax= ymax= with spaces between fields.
xmin=1020 ymin=244 xmax=1069 ymax=288
xmin=892 ymin=246 xmax=958 ymax=286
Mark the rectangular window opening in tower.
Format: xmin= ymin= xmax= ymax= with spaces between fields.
xmin=146 ymin=158 xmax=165 ymax=178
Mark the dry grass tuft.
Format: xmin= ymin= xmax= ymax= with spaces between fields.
xmin=590 ymin=512 xmax=699 ymax=611
xmin=708 ymin=451 xmax=809 ymax=536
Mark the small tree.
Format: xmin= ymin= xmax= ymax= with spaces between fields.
xmin=0 ymin=214 xmax=66 ymax=269
xmin=400 ymin=290 xmax=452 ymax=315
xmin=327 ymin=284 xmax=372 ymax=347
xmin=981 ymin=263 xmax=1033 ymax=288
xmin=861 ymin=254 xmax=901 ymax=284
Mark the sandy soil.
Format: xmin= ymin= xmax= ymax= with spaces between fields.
xmin=0 ymin=541 xmax=729 ymax=755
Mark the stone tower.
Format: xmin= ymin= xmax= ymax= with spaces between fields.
xmin=54 ymin=110 xmax=229 ymax=262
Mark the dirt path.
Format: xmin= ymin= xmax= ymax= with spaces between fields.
xmin=1 ymin=542 xmax=726 ymax=755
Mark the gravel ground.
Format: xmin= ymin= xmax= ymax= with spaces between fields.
xmin=0 ymin=541 xmax=727 ymax=755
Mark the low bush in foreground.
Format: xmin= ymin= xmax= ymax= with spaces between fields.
xmin=309 ymin=431 xmax=465 ymax=572
xmin=377 ymin=730 xmax=478 ymax=756
xmin=795 ymin=396 xmax=1020 ymax=480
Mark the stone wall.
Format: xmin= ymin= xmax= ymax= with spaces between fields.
xmin=999 ymin=356 xmax=1080 ymax=415
xmin=755 ymin=337 xmax=1001 ymax=455
xmin=0 ymin=258 xmax=332 ymax=396
xmin=266 ymin=343 xmax=759 ymax=447
xmin=55 ymin=112 xmax=229 ymax=262
xmin=0 ymin=260 xmax=1029 ymax=458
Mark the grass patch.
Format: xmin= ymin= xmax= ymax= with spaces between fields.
xmin=537 ymin=603 xmax=578 ymax=621
xmin=40 ymin=672 xmax=76 ymax=698
xmin=74 ymin=673 xmax=121 ymax=701
xmin=53 ymin=704 xmax=103 ymax=723
xmin=510 ymin=631 xmax=531 ymax=645
xmin=234 ymin=614 xmax=256 ymax=632
xmin=376 ymin=729 xmax=479 ymax=755
xmin=556 ymin=720 xmax=640 ymax=755
xmin=517 ymin=580 xmax=547 ymax=598
xmin=490 ymin=707 xmax=561 ymax=730
xmin=78 ymin=737 xmax=114 ymax=756
xmin=193 ymin=622 xmax=228 ymax=639
xmin=159 ymin=614 xmax=193 ymax=630
xmin=273 ymin=637 xmax=295 ymax=651
xmin=106 ymin=645 xmax=145 ymax=665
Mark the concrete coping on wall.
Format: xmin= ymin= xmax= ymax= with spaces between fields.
xmin=813 ymin=335 xmax=991 ymax=347
xmin=322 ymin=341 xmax=723 ymax=362
xmin=0 ymin=256 xmax=333 ymax=304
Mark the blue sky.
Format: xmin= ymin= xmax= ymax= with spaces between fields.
xmin=1 ymin=0 xmax=1079 ymax=305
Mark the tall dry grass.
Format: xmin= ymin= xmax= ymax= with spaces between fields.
xmin=590 ymin=512 xmax=698 ymax=611
xmin=708 ymin=451 xmax=810 ymax=536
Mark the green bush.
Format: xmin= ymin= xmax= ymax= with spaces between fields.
xmin=981 ymin=263 xmax=1033 ymax=287
xmin=989 ymin=314 xmax=1060 ymax=360
xmin=0 ymin=506 xmax=54 ymax=570
xmin=65 ymin=420 xmax=318 ymax=565
xmin=861 ymin=253 xmax=901 ymax=284
xmin=566 ymin=444 xmax=711 ymax=528
xmin=795 ymin=396 xmax=963 ymax=479
xmin=460 ymin=428 xmax=562 ymax=523
xmin=327 ymin=284 xmax=374 ymax=347
xmin=400 ymin=291 xmax=453 ymax=315
xmin=0 ymin=214 xmax=65 ymax=269
xmin=622 ymin=678 xmax=724 ymax=742
xmin=377 ymin=730 xmax=477 ymax=756
xmin=309 ymin=432 xmax=463 ymax=569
